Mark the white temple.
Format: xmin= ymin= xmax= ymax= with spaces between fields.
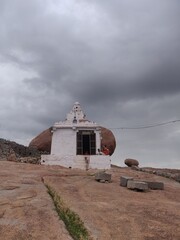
xmin=41 ymin=102 xmax=111 ymax=170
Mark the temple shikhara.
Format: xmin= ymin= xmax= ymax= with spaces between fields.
xmin=41 ymin=102 xmax=111 ymax=169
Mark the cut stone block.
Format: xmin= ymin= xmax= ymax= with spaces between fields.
xmin=127 ymin=180 xmax=148 ymax=191
xmin=143 ymin=181 xmax=164 ymax=190
xmin=120 ymin=176 xmax=134 ymax=187
xmin=95 ymin=172 xmax=111 ymax=182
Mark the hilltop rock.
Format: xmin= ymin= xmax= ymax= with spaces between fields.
xmin=0 ymin=161 xmax=180 ymax=239
xmin=29 ymin=126 xmax=116 ymax=155
xmin=0 ymin=138 xmax=41 ymax=163
xmin=124 ymin=158 xmax=139 ymax=167
xmin=29 ymin=127 xmax=52 ymax=153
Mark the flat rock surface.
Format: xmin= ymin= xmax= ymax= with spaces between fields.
xmin=0 ymin=161 xmax=72 ymax=240
xmin=0 ymin=161 xmax=180 ymax=240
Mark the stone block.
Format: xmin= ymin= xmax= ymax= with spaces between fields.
xmin=127 ymin=180 xmax=148 ymax=191
xmin=95 ymin=172 xmax=111 ymax=182
xmin=143 ymin=181 xmax=164 ymax=190
xmin=120 ymin=176 xmax=134 ymax=187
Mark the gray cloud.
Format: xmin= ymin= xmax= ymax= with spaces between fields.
xmin=0 ymin=0 xmax=180 ymax=167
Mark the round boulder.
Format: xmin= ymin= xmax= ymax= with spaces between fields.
xmin=101 ymin=127 xmax=116 ymax=156
xmin=29 ymin=127 xmax=52 ymax=153
xmin=29 ymin=126 xmax=116 ymax=156
xmin=124 ymin=158 xmax=139 ymax=167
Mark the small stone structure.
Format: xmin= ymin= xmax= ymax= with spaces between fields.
xmin=120 ymin=176 xmax=134 ymax=187
xmin=41 ymin=102 xmax=111 ymax=170
xmin=127 ymin=180 xmax=149 ymax=191
xmin=142 ymin=181 xmax=164 ymax=190
xmin=95 ymin=172 xmax=111 ymax=183
xmin=120 ymin=176 xmax=164 ymax=192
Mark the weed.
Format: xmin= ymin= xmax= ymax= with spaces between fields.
xmin=46 ymin=184 xmax=91 ymax=240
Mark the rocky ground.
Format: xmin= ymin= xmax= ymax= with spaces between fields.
xmin=0 ymin=161 xmax=180 ymax=240
xmin=140 ymin=167 xmax=180 ymax=182
xmin=0 ymin=138 xmax=44 ymax=164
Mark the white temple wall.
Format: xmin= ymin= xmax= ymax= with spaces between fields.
xmin=95 ymin=130 xmax=101 ymax=151
xmin=41 ymin=154 xmax=111 ymax=169
xmin=51 ymin=128 xmax=101 ymax=156
xmin=51 ymin=128 xmax=76 ymax=155
xmin=89 ymin=155 xmax=111 ymax=169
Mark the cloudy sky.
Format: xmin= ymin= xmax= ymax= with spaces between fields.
xmin=0 ymin=0 xmax=180 ymax=168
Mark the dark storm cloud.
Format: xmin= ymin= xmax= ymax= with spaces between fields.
xmin=64 ymin=58 xmax=180 ymax=107
xmin=0 ymin=0 xmax=180 ymax=167
xmin=1 ymin=0 xmax=180 ymax=101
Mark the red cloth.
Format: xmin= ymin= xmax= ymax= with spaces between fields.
xmin=102 ymin=147 xmax=110 ymax=155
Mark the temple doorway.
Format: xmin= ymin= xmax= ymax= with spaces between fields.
xmin=77 ymin=130 xmax=96 ymax=155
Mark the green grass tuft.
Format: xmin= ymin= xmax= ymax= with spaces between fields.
xmin=46 ymin=184 xmax=91 ymax=240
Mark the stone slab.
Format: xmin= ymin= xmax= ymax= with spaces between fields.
xmin=95 ymin=172 xmax=111 ymax=182
xmin=127 ymin=180 xmax=149 ymax=191
xmin=120 ymin=176 xmax=134 ymax=187
xmin=143 ymin=181 xmax=164 ymax=190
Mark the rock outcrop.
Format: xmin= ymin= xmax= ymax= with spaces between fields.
xmin=29 ymin=126 xmax=116 ymax=156
xmin=0 ymin=138 xmax=41 ymax=163
xmin=29 ymin=127 xmax=52 ymax=153
xmin=124 ymin=158 xmax=139 ymax=167
xmin=140 ymin=167 xmax=180 ymax=183
xmin=0 ymin=161 xmax=180 ymax=240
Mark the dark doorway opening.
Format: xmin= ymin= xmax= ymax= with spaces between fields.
xmin=77 ymin=130 xmax=96 ymax=155
xmin=83 ymin=135 xmax=90 ymax=154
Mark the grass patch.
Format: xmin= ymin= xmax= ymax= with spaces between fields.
xmin=46 ymin=184 xmax=91 ymax=240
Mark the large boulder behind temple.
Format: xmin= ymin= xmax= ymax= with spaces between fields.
xmin=29 ymin=127 xmax=52 ymax=153
xmin=29 ymin=127 xmax=116 ymax=156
